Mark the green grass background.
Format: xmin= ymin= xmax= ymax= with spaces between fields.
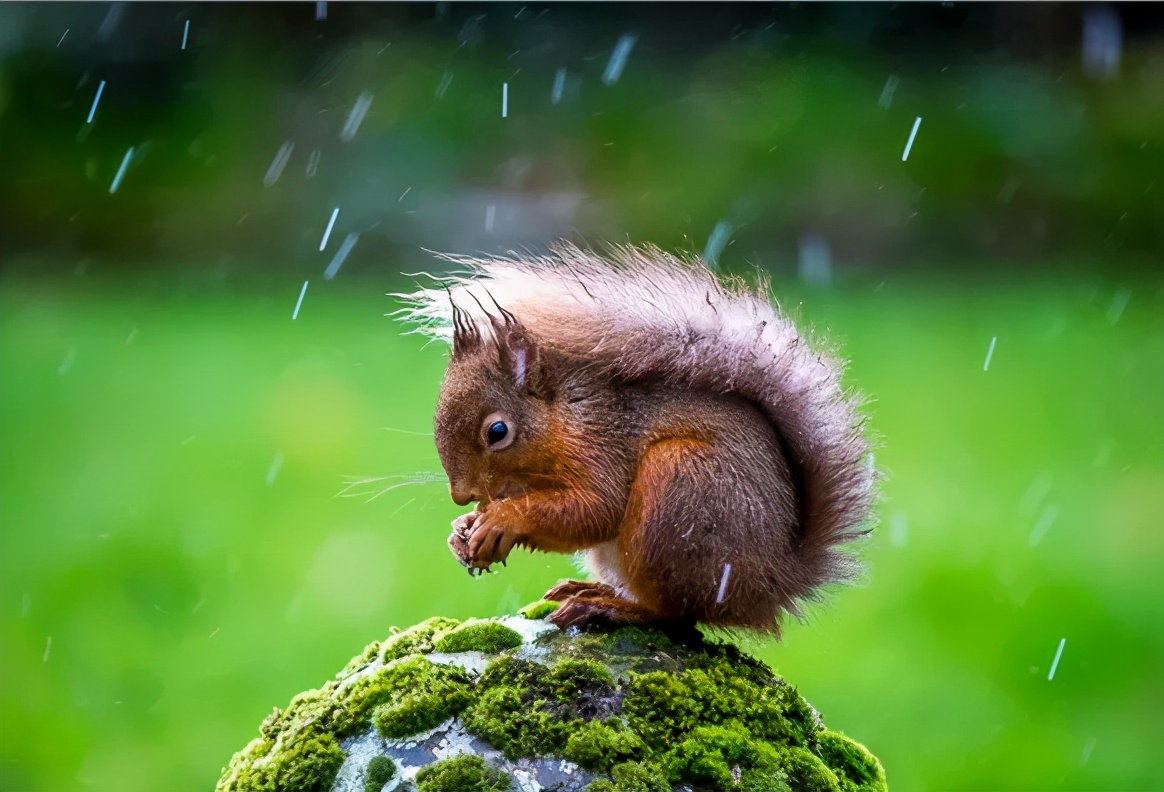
xmin=0 ymin=262 xmax=1160 ymax=791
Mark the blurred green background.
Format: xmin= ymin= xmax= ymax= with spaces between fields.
xmin=0 ymin=3 xmax=1161 ymax=792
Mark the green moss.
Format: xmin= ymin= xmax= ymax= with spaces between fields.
xmin=339 ymin=640 xmax=382 ymax=678
xmin=622 ymin=671 xmax=705 ymax=751
xmin=622 ymin=654 xmax=818 ymax=756
xmin=258 ymin=709 xmax=282 ymax=740
xmin=379 ymin=616 xmax=461 ymax=662
xmin=364 ymin=755 xmax=396 ymax=792
xmin=373 ymin=686 xmax=474 ymax=739
xmin=225 ymin=731 xmax=346 ymax=792
xmin=601 ymin=626 xmax=672 ymax=656
xmin=587 ymin=762 xmax=670 ymax=792
xmin=271 ymin=731 xmax=346 ymax=792
xmin=610 ymin=762 xmax=671 ymax=792
xmin=218 ymin=737 xmax=274 ymax=791
xmin=543 ymin=658 xmax=615 ymax=701
xmin=517 ymin=599 xmax=560 ymax=619
xmin=462 ymin=686 xmax=576 ymax=759
xmin=414 ymin=755 xmax=511 ymax=792
xmin=740 ymin=768 xmax=794 ymax=792
xmin=816 ymin=731 xmax=887 ymax=792
xmin=462 ymin=654 xmax=628 ymax=761
xmin=782 ymin=746 xmax=842 ymax=792
xmin=338 ymin=656 xmax=472 ymax=737
xmin=661 ymin=724 xmax=774 ymax=788
xmin=433 ymin=620 xmax=523 ymax=654
xmin=564 ymin=720 xmax=646 ymax=771
xmin=218 ymin=615 xmax=885 ymax=792
xmin=278 ymin=686 xmax=354 ymax=738
xmin=476 ymin=655 xmax=546 ymax=690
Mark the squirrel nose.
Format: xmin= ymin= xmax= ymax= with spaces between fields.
xmin=450 ymin=484 xmax=476 ymax=506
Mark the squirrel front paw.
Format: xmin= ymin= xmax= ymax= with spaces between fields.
xmin=447 ymin=512 xmax=478 ymax=575
xmin=465 ymin=507 xmax=523 ymax=572
xmin=447 ymin=508 xmax=524 ymax=574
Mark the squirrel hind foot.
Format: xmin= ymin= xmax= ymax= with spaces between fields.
xmin=548 ymin=594 xmax=647 ymax=631
xmin=543 ymin=579 xmax=616 ymax=602
xmin=546 ymin=592 xmax=695 ymax=637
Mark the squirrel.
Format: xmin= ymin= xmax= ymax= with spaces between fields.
xmin=397 ymin=243 xmax=875 ymax=634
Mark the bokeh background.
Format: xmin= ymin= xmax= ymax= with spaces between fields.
xmin=1 ymin=3 xmax=1162 ymax=791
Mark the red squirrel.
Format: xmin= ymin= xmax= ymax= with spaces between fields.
xmin=398 ymin=244 xmax=875 ymax=633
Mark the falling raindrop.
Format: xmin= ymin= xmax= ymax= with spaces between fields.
xmin=266 ymin=453 xmax=285 ymax=486
xmin=97 ymin=3 xmax=126 ymax=40
xmin=305 ymin=148 xmax=321 ymax=179
xmin=902 ymin=116 xmax=922 ymax=162
xmin=702 ymin=221 xmax=732 ymax=269
xmin=436 ymin=71 xmax=454 ymax=99
xmin=292 ymin=281 xmax=309 ymax=321
xmin=551 ymin=68 xmax=567 ymax=104
xmin=1028 ymin=505 xmax=1059 ymax=547
xmin=324 ymin=233 xmax=359 ymax=280
xmin=340 ymin=92 xmax=374 ymax=142
xmin=602 ymin=34 xmax=637 ymax=85
xmin=1019 ymin=472 xmax=1053 ymax=517
xmin=1106 ymin=288 xmax=1130 ymax=325
xmin=983 ymin=336 xmax=997 ymax=371
xmin=1082 ymin=6 xmax=1122 ymax=81
xmin=878 ymin=75 xmax=899 ymax=108
xmin=319 ymin=207 xmax=339 ymax=251
xmin=715 ymin=563 xmax=732 ymax=604
xmin=1047 ymin=637 xmax=1066 ymax=681
xmin=86 ymin=80 xmax=106 ymax=125
xmin=264 ymin=141 xmax=295 ymax=187
xmin=109 ymin=147 xmax=134 ymax=194
xmin=57 ymin=347 xmax=76 ymax=376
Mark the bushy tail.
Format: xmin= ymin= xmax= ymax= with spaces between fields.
xmin=396 ymin=243 xmax=876 ymax=591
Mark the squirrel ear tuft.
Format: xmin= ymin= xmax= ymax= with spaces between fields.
xmin=448 ymin=291 xmax=482 ymax=360
xmin=466 ymin=289 xmax=545 ymax=396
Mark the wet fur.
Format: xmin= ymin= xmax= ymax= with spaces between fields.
xmin=398 ymin=243 xmax=876 ymax=634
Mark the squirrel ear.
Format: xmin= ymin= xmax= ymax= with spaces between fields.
xmin=461 ymin=289 xmax=549 ymax=397
xmin=485 ymin=307 xmax=547 ymax=397
xmin=498 ymin=325 xmax=541 ymax=393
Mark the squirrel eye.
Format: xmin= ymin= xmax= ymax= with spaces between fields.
xmin=482 ymin=411 xmax=516 ymax=450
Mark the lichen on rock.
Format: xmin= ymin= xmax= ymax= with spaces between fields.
xmin=215 ymin=609 xmax=887 ymax=792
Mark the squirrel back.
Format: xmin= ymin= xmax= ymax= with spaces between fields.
xmin=398 ymin=243 xmax=876 ymax=621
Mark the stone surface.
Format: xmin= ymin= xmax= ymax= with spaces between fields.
xmin=215 ymin=609 xmax=888 ymax=792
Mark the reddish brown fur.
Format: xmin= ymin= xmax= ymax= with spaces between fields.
xmin=415 ymin=246 xmax=876 ymax=634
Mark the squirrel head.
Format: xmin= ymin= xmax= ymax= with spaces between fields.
xmin=433 ymin=299 xmax=558 ymax=508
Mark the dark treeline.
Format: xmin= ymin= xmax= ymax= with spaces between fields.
xmin=0 ymin=2 xmax=1161 ymax=274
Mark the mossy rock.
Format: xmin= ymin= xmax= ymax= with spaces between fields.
xmin=216 ymin=610 xmax=887 ymax=792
